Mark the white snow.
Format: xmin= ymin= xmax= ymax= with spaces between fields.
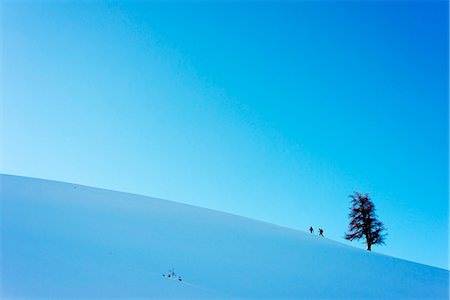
xmin=1 ymin=174 xmax=448 ymax=299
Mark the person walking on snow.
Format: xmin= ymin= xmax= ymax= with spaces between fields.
xmin=318 ymin=228 xmax=324 ymax=237
xmin=309 ymin=226 xmax=314 ymax=234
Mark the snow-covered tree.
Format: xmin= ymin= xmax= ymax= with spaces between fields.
xmin=345 ymin=192 xmax=386 ymax=251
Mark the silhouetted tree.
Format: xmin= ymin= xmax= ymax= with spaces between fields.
xmin=345 ymin=192 xmax=386 ymax=251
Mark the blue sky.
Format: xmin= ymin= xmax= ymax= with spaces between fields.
xmin=1 ymin=1 xmax=448 ymax=269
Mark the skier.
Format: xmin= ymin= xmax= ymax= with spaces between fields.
xmin=318 ymin=228 xmax=324 ymax=237
xmin=309 ymin=226 xmax=314 ymax=234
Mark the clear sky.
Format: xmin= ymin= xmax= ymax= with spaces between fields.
xmin=1 ymin=1 xmax=448 ymax=269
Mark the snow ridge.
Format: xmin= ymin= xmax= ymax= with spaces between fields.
xmin=1 ymin=174 xmax=448 ymax=299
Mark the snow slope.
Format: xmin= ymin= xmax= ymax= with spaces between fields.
xmin=1 ymin=174 xmax=448 ymax=299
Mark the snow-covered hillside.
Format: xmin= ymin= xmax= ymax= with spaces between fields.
xmin=1 ymin=174 xmax=448 ymax=299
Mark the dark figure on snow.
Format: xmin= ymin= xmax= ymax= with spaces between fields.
xmin=309 ymin=226 xmax=314 ymax=234
xmin=318 ymin=228 xmax=324 ymax=237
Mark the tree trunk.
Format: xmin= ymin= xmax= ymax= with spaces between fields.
xmin=366 ymin=232 xmax=372 ymax=251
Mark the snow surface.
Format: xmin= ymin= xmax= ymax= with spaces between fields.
xmin=1 ymin=174 xmax=448 ymax=299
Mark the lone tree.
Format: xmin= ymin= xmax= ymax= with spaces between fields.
xmin=345 ymin=192 xmax=386 ymax=251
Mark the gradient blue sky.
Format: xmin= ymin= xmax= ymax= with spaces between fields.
xmin=1 ymin=1 xmax=448 ymax=269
